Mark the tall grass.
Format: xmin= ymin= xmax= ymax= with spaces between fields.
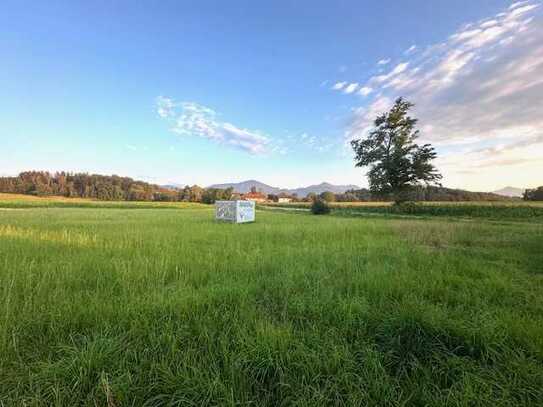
xmin=335 ymin=202 xmax=543 ymax=220
xmin=262 ymin=200 xmax=543 ymax=221
xmin=0 ymin=206 xmax=542 ymax=405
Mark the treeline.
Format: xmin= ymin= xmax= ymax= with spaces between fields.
xmin=270 ymin=185 xmax=517 ymax=203
xmin=523 ymin=187 xmax=543 ymax=201
xmin=322 ymin=186 xmax=517 ymax=202
xmin=0 ymin=171 xmax=234 ymax=203
xmin=0 ymin=171 xmax=533 ymax=203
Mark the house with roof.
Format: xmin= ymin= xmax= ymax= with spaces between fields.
xmin=242 ymin=186 xmax=267 ymax=202
xmin=242 ymin=191 xmax=267 ymax=202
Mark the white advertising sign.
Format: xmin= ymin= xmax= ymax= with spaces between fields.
xmin=215 ymin=200 xmax=255 ymax=223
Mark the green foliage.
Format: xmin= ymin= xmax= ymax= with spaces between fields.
xmin=0 ymin=171 xmax=234 ymax=203
xmin=331 ymin=186 xmax=515 ymax=203
xmin=1 ymin=207 xmax=542 ymax=405
xmin=333 ymin=202 xmax=543 ymax=220
xmin=351 ymin=98 xmax=442 ymax=200
xmin=319 ymin=191 xmax=336 ymax=202
xmin=524 ymin=186 xmax=543 ymax=201
xmin=391 ymin=200 xmax=420 ymax=214
xmin=201 ymin=187 xmax=234 ymax=204
xmin=311 ymin=198 xmax=331 ymax=215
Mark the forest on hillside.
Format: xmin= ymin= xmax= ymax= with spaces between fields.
xmin=0 ymin=171 xmax=223 ymax=202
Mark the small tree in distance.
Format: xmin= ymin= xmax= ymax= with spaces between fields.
xmin=319 ymin=191 xmax=336 ymax=202
xmin=351 ymin=97 xmax=442 ymax=202
xmin=311 ymin=198 xmax=331 ymax=215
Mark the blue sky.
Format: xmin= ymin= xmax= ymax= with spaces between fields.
xmin=1 ymin=0 xmax=542 ymax=190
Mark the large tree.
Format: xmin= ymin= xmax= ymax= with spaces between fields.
xmin=351 ymin=97 xmax=442 ymax=201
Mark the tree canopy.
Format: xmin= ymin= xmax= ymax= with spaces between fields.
xmin=0 ymin=171 xmax=231 ymax=203
xmin=319 ymin=191 xmax=336 ymax=202
xmin=351 ymin=98 xmax=442 ymax=200
xmin=523 ymin=186 xmax=543 ymax=201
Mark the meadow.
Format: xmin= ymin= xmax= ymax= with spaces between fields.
xmin=262 ymin=200 xmax=543 ymax=220
xmin=1 ymin=196 xmax=542 ymax=406
xmin=0 ymin=193 xmax=205 ymax=210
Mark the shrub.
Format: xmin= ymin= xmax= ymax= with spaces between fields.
xmin=319 ymin=191 xmax=336 ymax=202
xmin=311 ymin=199 xmax=331 ymax=215
xmin=391 ymin=201 xmax=420 ymax=214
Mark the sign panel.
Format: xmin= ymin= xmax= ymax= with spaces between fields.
xmin=215 ymin=201 xmax=237 ymax=222
xmin=215 ymin=200 xmax=255 ymax=223
xmin=236 ymin=200 xmax=255 ymax=223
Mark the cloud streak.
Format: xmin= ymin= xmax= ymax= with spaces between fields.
xmin=343 ymin=83 xmax=359 ymax=94
xmin=156 ymin=97 xmax=270 ymax=155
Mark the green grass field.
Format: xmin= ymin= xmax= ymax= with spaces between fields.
xmin=1 ymin=197 xmax=543 ymax=406
xmin=262 ymin=200 xmax=543 ymax=221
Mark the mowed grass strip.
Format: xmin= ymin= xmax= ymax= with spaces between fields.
xmin=0 ymin=193 xmax=207 ymax=210
xmin=0 ymin=207 xmax=542 ymax=406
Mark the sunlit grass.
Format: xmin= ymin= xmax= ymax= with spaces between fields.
xmin=262 ymin=200 xmax=543 ymax=220
xmin=263 ymin=200 xmax=543 ymax=208
xmin=0 ymin=192 xmax=93 ymax=202
xmin=0 ymin=205 xmax=542 ymax=405
xmin=0 ymin=193 xmax=208 ymax=209
xmin=0 ymin=225 xmax=99 ymax=248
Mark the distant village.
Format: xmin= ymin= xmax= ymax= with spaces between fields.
xmin=232 ymin=187 xmax=292 ymax=203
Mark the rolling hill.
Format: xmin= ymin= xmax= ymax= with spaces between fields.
xmin=492 ymin=186 xmax=525 ymax=197
xmin=208 ymin=180 xmax=360 ymax=197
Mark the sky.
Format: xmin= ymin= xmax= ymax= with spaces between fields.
xmin=1 ymin=0 xmax=542 ymax=191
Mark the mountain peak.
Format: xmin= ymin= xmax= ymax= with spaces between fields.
xmin=208 ymin=180 xmax=360 ymax=197
xmin=492 ymin=186 xmax=525 ymax=197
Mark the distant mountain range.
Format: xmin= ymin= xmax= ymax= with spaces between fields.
xmin=289 ymin=182 xmax=361 ymax=197
xmin=492 ymin=186 xmax=526 ymax=198
xmin=208 ymin=180 xmax=360 ymax=197
xmin=166 ymin=179 xmax=528 ymax=199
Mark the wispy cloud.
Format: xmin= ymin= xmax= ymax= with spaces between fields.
xmin=404 ymin=45 xmax=417 ymax=55
xmin=377 ymin=58 xmax=391 ymax=65
xmin=510 ymin=1 xmax=531 ymax=10
xmin=343 ymin=83 xmax=359 ymax=94
xmin=359 ymin=86 xmax=373 ymax=96
xmin=330 ymin=62 xmax=409 ymax=95
xmin=298 ymin=132 xmax=335 ymax=153
xmin=344 ymin=2 xmax=543 ymax=187
xmin=332 ymin=81 xmax=347 ymax=90
xmin=156 ymin=97 xmax=270 ymax=155
xmin=372 ymin=62 xmax=409 ymax=84
xmin=156 ymin=96 xmax=176 ymax=118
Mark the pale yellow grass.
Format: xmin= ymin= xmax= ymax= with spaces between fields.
xmin=0 ymin=225 xmax=98 ymax=248
xmin=0 ymin=193 xmax=94 ymax=202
